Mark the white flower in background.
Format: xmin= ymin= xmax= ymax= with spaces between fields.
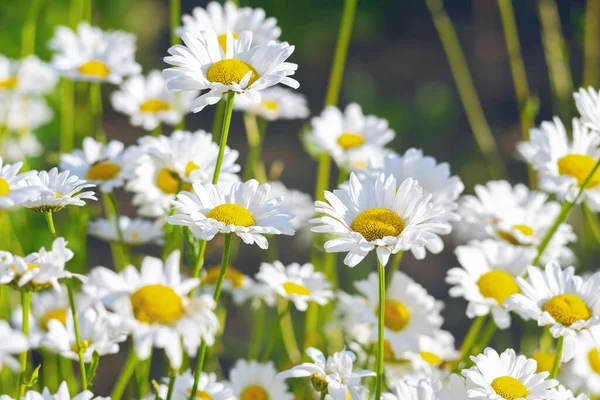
xmin=0 ymin=94 xmax=53 ymax=132
xmin=19 ymin=382 xmax=109 ymax=400
xmin=308 ymin=103 xmax=395 ymax=171
xmin=255 ymin=261 xmax=333 ymax=311
xmin=234 ymin=86 xmax=309 ymax=120
xmin=60 ymin=137 xmax=138 ymax=193
xmin=0 ymin=321 xmax=28 ymax=373
xmin=88 ymin=216 xmax=164 ymax=246
xmin=0 ymin=157 xmax=39 ymax=210
xmin=518 ymin=117 xmax=600 ymax=210
xmin=268 ymin=181 xmax=313 ymax=231
xmin=84 ymin=251 xmax=218 ymax=369
xmin=0 ymin=132 xmax=43 ymax=162
xmin=277 ymin=348 xmax=376 ymax=400
xmin=200 ymin=264 xmax=253 ymax=305
xmin=111 ymin=70 xmax=197 ymax=130
xmin=463 ymin=348 xmax=558 ymax=400
xmin=404 ymin=330 xmax=458 ymax=375
xmin=22 ymin=168 xmax=97 ymax=213
xmin=229 ymin=359 xmax=293 ymax=400
xmin=381 ymin=378 xmax=438 ymax=400
xmin=438 ymin=374 xmax=470 ymax=400
xmin=345 ymin=144 xmax=393 ymax=173
xmin=312 ymin=173 xmax=451 ymax=266
xmin=168 ymin=179 xmax=295 ymax=249
xmin=457 ymin=180 xmax=576 ymax=265
xmin=575 ymin=86 xmax=600 ymax=132
xmin=163 ymin=30 xmax=298 ymax=112
xmin=446 ymin=240 xmax=533 ymax=329
xmin=506 ymin=262 xmax=600 ymax=362
xmin=49 ymin=22 xmax=140 ymax=83
xmin=0 ymin=55 xmax=58 ymax=95
xmin=127 ymin=130 xmax=240 ymax=217
xmin=566 ymin=333 xmax=600 ymax=395
xmin=550 ymin=385 xmax=590 ymax=400
xmin=326 ymin=291 xmax=371 ymax=345
xmin=158 ymin=370 xmax=234 ymax=400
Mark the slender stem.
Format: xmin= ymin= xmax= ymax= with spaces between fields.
xmin=550 ymin=336 xmax=564 ymax=379
xmin=165 ymin=370 xmax=177 ymax=400
xmin=21 ymin=0 xmax=44 ymax=57
xmin=320 ymin=393 xmax=326 ymax=400
xmin=385 ymin=251 xmax=403 ymax=287
xmin=17 ymin=291 xmax=31 ymax=397
xmin=170 ymin=0 xmax=180 ymax=46
xmin=453 ymin=315 xmax=487 ymax=372
xmin=58 ymin=356 xmax=77 ymax=392
xmin=584 ymin=205 xmax=600 ymax=245
xmin=45 ymin=212 xmax=57 ymax=238
xmin=584 ymin=0 xmax=600 ymax=87
xmin=375 ymin=260 xmax=386 ymax=399
xmin=60 ymin=79 xmax=75 ymax=154
xmin=261 ymin=301 xmax=291 ymax=362
xmin=106 ymin=192 xmax=132 ymax=269
xmin=66 ymin=281 xmax=87 ymax=390
xmin=151 ymin=124 xmax=162 ymax=137
xmin=137 ymin=351 xmax=153 ymax=397
xmin=248 ymin=302 xmax=265 ymax=360
xmin=89 ymin=82 xmax=106 ymax=143
xmin=212 ymin=92 xmax=235 ymax=185
xmin=470 ymin=319 xmax=497 ymax=355
xmin=242 ymin=112 xmax=268 ymax=184
xmin=110 ymin=350 xmax=138 ymax=400
xmin=189 ymin=240 xmax=208 ymax=298
xmin=278 ymin=298 xmax=301 ymax=364
xmin=211 ymin=101 xmax=225 ymax=143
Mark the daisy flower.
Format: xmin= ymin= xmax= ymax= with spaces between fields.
xmin=168 ymin=179 xmax=295 ymax=249
xmin=506 ymin=261 xmax=600 ymax=362
xmin=200 ymin=264 xmax=253 ymax=305
xmin=311 ymin=172 xmax=451 ymax=266
xmin=158 ymin=370 xmax=234 ymax=400
xmin=550 ymin=385 xmax=590 ymax=400
xmin=176 ymin=1 xmax=281 ymax=47
xmin=255 ymin=261 xmax=333 ymax=311
xmin=268 ymin=181 xmax=314 ymax=231
xmin=277 ymin=348 xmax=376 ymax=400
xmin=463 ymin=348 xmax=558 ymax=400
xmin=325 ymin=291 xmax=371 ymax=345
xmin=518 ymin=117 xmax=600 ymax=210
xmin=574 ymin=86 xmax=600 ymax=132
xmin=404 ymin=330 xmax=458 ymax=375
xmin=19 ymin=382 xmax=109 ymax=400
xmin=49 ymin=22 xmax=140 ymax=83
xmin=84 ymin=251 xmax=218 ymax=369
xmin=381 ymin=378 xmax=438 ymax=400
xmin=163 ymin=30 xmax=298 ymax=112
xmin=88 ymin=216 xmax=164 ymax=246
xmin=111 ymin=70 xmax=197 ymax=130
xmin=60 ymin=137 xmax=138 ymax=193
xmin=0 ymin=94 xmax=53 ymax=132
xmin=0 ymin=320 xmax=28 ymax=373
xmin=0 ymin=132 xmax=43 ymax=163
xmin=0 ymin=157 xmax=39 ymax=210
xmin=229 ymin=359 xmax=293 ymax=400
xmin=0 ymin=54 xmax=58 ymax=95
xmin=127 ymin=130 xmax=240 ymax=217
xmin=446 ymin=240 xmax=533 ymax=329
xmin=565 ymin=333 xmax=600 ymax=395
xmin=234 ymin=86 xmax=309 ymax=121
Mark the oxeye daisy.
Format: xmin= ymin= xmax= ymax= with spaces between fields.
xmin=127 ymin=130 xmax=240 ymax=217
xmin=110 ymin=70 xmax=197 ymax=130
xmin=84 ymin=251 xmax=218 ymax=369
xmin=0 ymin=320 xmax=28 ymax=373
xmin=234 ymin=86 xmax=309 ymax=121
xmin=381 ymin=378 xmax=438 ymax=400
xmin=200 ymin=264 xmax=253 ymax=305
xmin=18 ymin=382 xmax=109 ymax=400
xmin=168 ymin=179 xmax=295 ymax=249
xmin=506 ymin=261 xmax=600 ymax=362
xmin=60 ymin=137 xmax=138 ymax=193
xmin=49 ymin=22 xmax=140 ymax=83
xmin=404 ymin=330 xmax=458 ymax=376
xmin=0 ymin=54 xmax=58 ymax=95
xmin=158 ymin=370 xmax=234 ymax=400
xmin=88 ymin=216 xmax=164 ymax=246
xmin=575 ymin=86 xmax=600 ymax=132
xmin=462 ymin=348 xmax=558 ymax=400
xmin=0 ymin=157 xmax=40 ymax=210
xmin=0 ymin=94 xmax=53 ymax=132
xmin=518 ymin=117 xmax=600 ymax=210
xmin=163 ymin=30 xmax=299 ymax=112
xmin=311 ymin=172 xmax=451 ymax=266
xmin=566 ymin=334 xmax=600 ymax=395
xmin=0 ymin=132 xmax=43 ymax=163
xmin=176 ymin=1 xmax=281 ymax=48
xmin=229 ymin=359 xmax=293 ymax=400
xmin=446 ymin=240 xmax=533 ymax=329
xmin=255 ymin=261 xmax=333 ymax=311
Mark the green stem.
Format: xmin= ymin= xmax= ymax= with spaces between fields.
xmin=21 ymin=0 xmax=44 ymax=57
xmin=242 ymin=112 xmax=268 ymax=184
xmin=584 ymin=205 xmax=600 ymax=246
xmin=189 ymin=240 xmax=207 ymax=298
xmin=17 ymin=291 xmax=31 ymax=397
xmin=170 ymin=0 xmax=180 ymax=46
xmin=151 ymin=124 xmax=162 ymax=137
xmin=248 ymin=302 xmax=265 ymax=360
xmin=261 ymin=301 xmax=291 ymax=362
xmin=45 ymin=212 xmax=57 ymax=238
xmin=66 ymin=281 xmax=87 ymax=390
xmin=165 ymin=370 xmax=176 ymax=400
xmin=211 ymin=101 xmax=225 ymax=143
xmin=549 ymin=336 xmax=564 ymax=379
xmin=320 ymin=392 xmax=326 ymax=400
xmin=89 ymin=82 xmax=106 ymax=143
xmin=385 ymin=251 xmax=403 ymax=287
xmin=471 ymin=319 xmax=497 ymax=355
xmin=584 ymin=0 xmax=600 ymax=87
xmin=60 ymin=79 xmax=75 ymax=154
xmin=212 ymin=92 xmax=235 ymax=185
xmin=137 ymin=351 xmax=152 ymax=397
xmin=110 ymin=350 xmax=138 ymax=400
xmin=375 ymin=260 xmax=385 ymax=399
xmin=278 ymin=298 xmax=301 ymax=364
xmin=58 ymin=357 xmax=76 ymax=393
xmin=106 ymin=192 xmax=132 ymax=269
xmin=454 ymin=315 xmax=487 ymax=372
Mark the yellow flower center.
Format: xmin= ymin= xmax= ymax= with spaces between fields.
xmin=156 ymin=168 xmax=192 ymax=194
xmin=40 ymin=309 xmax=68 ymax=331
xmin=77 ymin=60 xmax=110 ymax=78
xmin=185 ymin=161 xmax=200 ymax=176
xmin=203 ymin=266 xmax=245 ymax=288
xmin=131 ymin=232 xmax=140 ymax=240
xmin=0 ymin=178 xmax=11 ymax=196
xmin=477 ymin=270 xmax=520 ymax=304
xmin=351 ymin=208 xmax=405 ymax=242
xmin=260 ymin=100 xmax=279 ymax=111
xmin=71 ymin=339 xmax=91 ymax=353
xmin=531 ymin=351 xmax=556 ymax=373
xmin=139 ymin=98 xmax=171 ymax=113
xmin=282 ymin=282 xmax=310 ymax=296
xmin=336 ymin=133 xmax=365 ymax=150
xmin=240 ymin=385 xmax=269 ymax=400
xmin=382 ymin=339 xmax=398 ymax=362
xmin=542 ymin=294 xmax=591 ymax=326
xmin=558 ymin=154 xmax=600 ymax=189
xmin=129 ymin=284 xmax=183 ymax=325
xmin=217 ymin=33 xmax=240 ymax=51
xmin=588 ymin=348 xmax=600 ymax=375
xmin=0 ymin=77 xmax=18 ymax=89
xmin=206 ymin=204 xmax=255 ymax=227
xmin=86 ymin=161 xmax=121 ymax=181
xmin=420 ymin=351 xmax=443 ymax=366
xmin=497 ymin=224 xmax=534 ymax=245
xmin=187 ymin=388 xmax=212 ymax=400
xmin=206 ymin=59 xmax=258 ymax=86
xmin=490 ymin=376 xmax=529 ymax=400
xmin=379 ymin=299 xmax=410 ymax=332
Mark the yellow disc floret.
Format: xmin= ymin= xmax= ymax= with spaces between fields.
xmin=490 ymin=376 xmax=528 ymax=400
xmin=206 ymin=59 xmax=258 ymax=86
xmin=542 ymin=293 xmax=591 ymax=326
xmin=217 ymin=33 xmax=240 ymax=51
xmin=185 ymin=161 xmax=200 ymax=176
xmin=351 ymin=208 xmax=405 ymax=242
xmin=477 ymin=270 xmax=520 ymax=304
xmin=130 ymin=284 xmax=183 ymax=325
xmin=203 ymin=266 xmax=245 ymax=288
xmin=156 ymin=168 xmax=192 ymax=194
xmin=380 ymin=299 xmax=410 ymax=332
xmin=337 ymin=133 xmax=365 ymax=150
xmin=420 ymin=351 xmax=443 ymax=366
xmin=558 ymin=154 xmax=600 ymax=189
xmin=77 ymin=60 xmax=110 ymax=78
xmin=40 ymin=309 xmax=68 ymax=331
xmin=531 ymin=351 xmax=555 ymax=373
xmin=588 ymin=348 xmax=600 ymax=375
xmin=282 ymin=282 xmax=310 ymax=296
xmin=139 ymin=99 xmax=171 ymax=113
xmin=187 ymin=388 xmax=212 ymax=400
xmin=497 ymin=224 xmax=534 ymax=245
xmin=261 ymin=100 xmax=279 ymax=111
xmin=86 ymin=161 xmax=121 ymax=181
xmin=206 ymin=203 xmax=255 ymax=227
xmin=0 ymin=178 xmax=11 ymax=196
xmin=240 ymin=385 xmax=269 ymax=400
xmin=0 ymin=77 xmax=18 ymax=90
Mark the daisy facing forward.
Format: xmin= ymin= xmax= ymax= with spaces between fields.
xmin=312 ymin=172 xmax=451 ymax=266
xmin=157 ymin=370 xmax=234 ymax=400
xmin=229 ymin=359 xmax=293 ymax=400
xmin=0 ymin=157 xmax=39 ymax=210
xmin=88 ymin=216 xmax=164 ymax=246
xmin=0 ymin=54 xmax=58 ymax=95
xmin=234 ymin=86 xmax=310 ymax=121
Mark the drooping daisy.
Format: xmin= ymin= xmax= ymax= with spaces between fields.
xmin=200 ymin=264 xmax=254 ymax=305
xmin=49 ymin=22 xmax=140 ymax=83
xmin=575 ymin=86 xmax=600 ymax=132
xmin=234 ymin=86 xmax=309 ymax=121
xmin=0 ymin=132 xmax=43 ymax=162
xmin=60 ymin=137 xmax=138 ymax=193
xmin=163 ymin=30 xmax=298 ymax=112
xmin=88 ymin=216 xmax=164 ymax=246
xmin=127 ymin=130 xmax=240 ymax=217
xmin=268 ymin=181 xmax=314 ymax=231
xmin=176 ymin=1 xmax=281 ymax=47
xmin=565 ymin=333 xmax=600 ymax=395
xmin=255 ymin=261 xmax=333 ymax=311
xmin=277 ymin=348 xmax=376 ymax=400
xmin=157 ymin=370 xmax=234 ymax=400
xmin=446 ymin=240 xmax=533 ymax=329
xmin=111 ymin=70 xmax=197 ymax=130
xmin=0 ymin=157 xmax=40 ymax=210
xmin=506 ymin=261 xmax=600 ymax=362
xmin=381 ymin=378 xmax=438 ymax=400
xmin=168 ymin=179 xmax=295 ymax=249
xmin=84 ymin=251 xmax=218 ymax=369
xmin=0 ymin=320 xmax=28 ymax=373
xmin=518 ymin=117 xmax=600 ymax=210
xmin=312 ymin=172 xmax=451 ymax=266
xmin=0 ymin=94 xmax=53 ymax=132
xmin=229 ymin=359 xmax=293 ymax=400
xmin=307 ymin=103 xmax=395 ymax=171
xmin=0 ymin=55 xmax=58 ymax=95
xmin=20 ymin=381 xmax=109 ymax=400
xmin=463 ymin=348 xmax=558 ymax=400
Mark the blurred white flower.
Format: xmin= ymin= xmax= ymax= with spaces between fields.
xmin=88 ymin=216 xmax=163 ymax=246
xmin=0 ymin=55 xmax=58 ymax=95
xmin=229 ymin=359 xmax=293 ymax=400
xmin=0 ymin=157 xmax=40 ymax=210
xmin=0 ymin=321 xmax=28 ymax=373
xmin=234 ymin=86 xmax=309 ymax=121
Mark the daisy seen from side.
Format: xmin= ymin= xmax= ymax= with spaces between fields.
xmin=0 ymin=55 xmax=58 ymax=95
xmin=0 ymin=157 xmax=39 ymax=210
xmin=234 ymin=86 xmax=309 ymax=121
xmin=88 ymin=216 xmax=164 ymax=246
xmin=229 ymin=359 xmax=293 ymax=400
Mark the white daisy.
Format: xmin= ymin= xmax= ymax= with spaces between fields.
xmin=49 ymin=22 xmax=140 ymax=83
xmin=83 ymin=251 xmax=218 ymax=369
xmin=200 ymin=264 xmax=254 ymax=305
xmin=168 ymin=179 xmax=295 ymax=249
xmin=60 ymin=137 xmax=138 ymax=193
xmin=268 ymin=181 xmax=313 ymax=231
xmin=255 ymin=261 xmax=333 ymax=311
xmin=574 ymin=86 xmax=600 ymax=132
xmin=446 ymin=240 xmax=533 ymax=329
xmin=127 ymin=130 xmax=240 ymax=217
xmin=0 ymin=157 xmax=39 ymax=210
xmin=0 ymin=320 xmax=28 ymax=373
xmin=163 ymin=30 xmax=298 ymax=112
xmin=229 ymin=359 xmax=293 ymax=400
xmin=550 ymin=385 xmax=589 ymax=400
xmin=0 ymin=94 xmax=53 ymax=132
xmin=158 ymin=370 xmax=234 ymax=400
xmin=311 ymin=172 xmax=452 ymax=266
xmin=325 ymin=291 xmax=371 ymax=345
xmin=506 ymin=261 xmax=600 ymax=362
xmin=518 ymin=117 xmax=600 ymax=210
xmin=176 ymin=1 xmax=281 ymax=47
xmin=438 ymin=374 xmax=471 ymax=400
xmin=234 ymin=86 xmax=309 ymax=121
xmin=20 ymin=382 xmax=109 ymax=400
xmin=566 ymin=333 xmax=600 ymax=395
xmin=404 ymin=330 xmax=458 ymax=376
xmin=88 ymin=216 xmax=163 ymax=246
xmin=111 ymin=70 xmax=197 ymax=130
xmin=463 ymin=348 xmax=558 ymax=400
xmin=382 ymin=378 xmax=438 ymax=400
xmin=0 ymin=132 xmax=43 ymax=163
xmin=345 ymin=144 xmax=394 ymax=173
xmin=0 ymin=55 xmax=58 ymax=95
